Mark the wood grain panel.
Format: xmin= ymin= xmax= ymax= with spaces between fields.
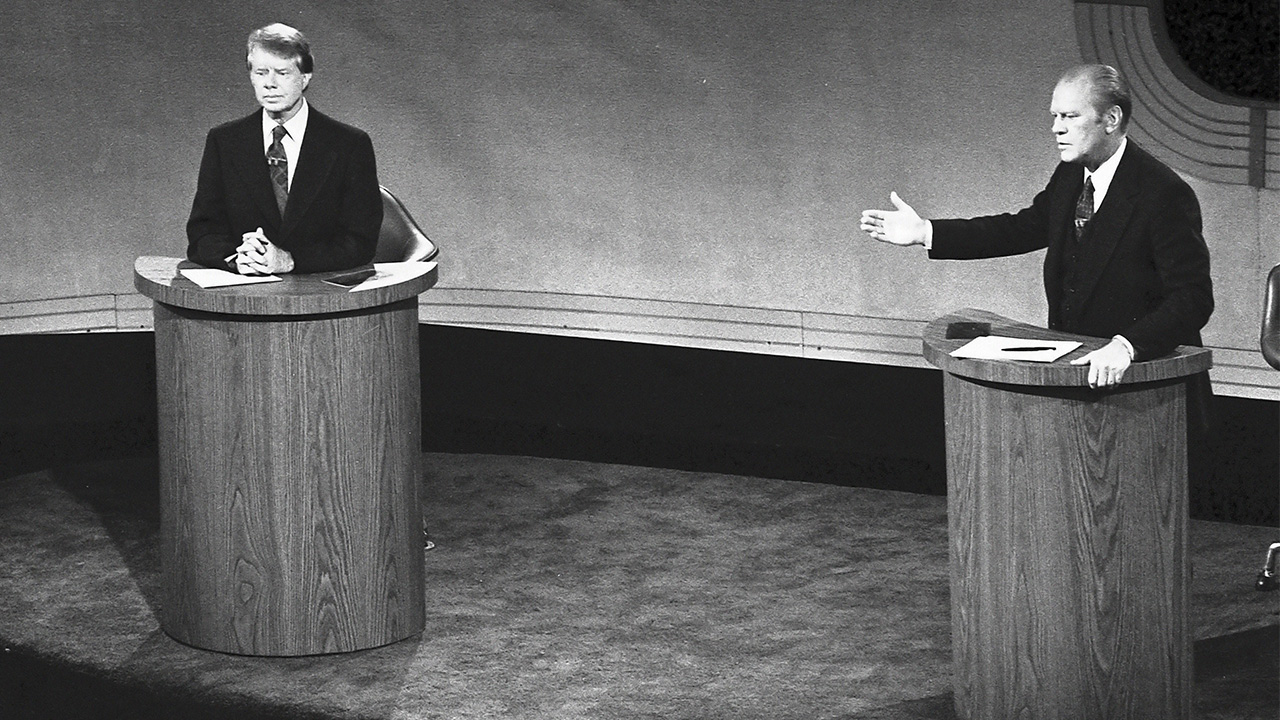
xmin=934 ymin=309 xmax=1195 ymax=719
xmin=923 ymin=308 xmax=1211 ymax=386
xmin=135 ymin=256 xmax=436 ymax=316
xmin=153 ymin=294 xmax=425 ymax=655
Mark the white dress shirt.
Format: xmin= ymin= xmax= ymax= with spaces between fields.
xmin=1082 ymin=136 xmax=1126 ymax=213
xmin=261 ymin=98 xmax=309 ymax=191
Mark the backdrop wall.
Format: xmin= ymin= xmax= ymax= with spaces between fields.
xmin=1 ymin=0 xmax=1276 ymax=395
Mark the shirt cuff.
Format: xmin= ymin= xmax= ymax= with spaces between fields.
xmin=923 ymin=220 xmax=933 ymax=250
xmin=1112 ymin=335 xmax=1136 ymax=360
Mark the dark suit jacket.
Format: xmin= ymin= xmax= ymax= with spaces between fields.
xmin=187 ymin=106 xmax=382 ymax=273
xmin=929 ymin=141 xmax=1213 ymax=363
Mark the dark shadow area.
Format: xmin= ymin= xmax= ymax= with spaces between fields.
xmin=0 ymin=332 xmax=157 ymax=480
xmin=46 ymin=457 xmax=164 ymax=616
xmin=1194 ymin=624 xmax=1280 ymax=717
xmin=1164 ymin=0 xmax=1279 ymax=101
xmin=417 ymin=324 xmax=1279 ymax=525
xmin=0 ymin=633 xmax=418 ymax=720
xmin=0 ymin=647 xmax=344 ymax=720
xmin=856 ymin=693 xmax=957 ymax=720
xmin=419 ymin=326 xmax=948 ymax=495
xmin=0 ymin=328 xmax=1275 ymax=524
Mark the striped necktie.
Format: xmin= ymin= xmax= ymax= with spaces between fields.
xmin=1073 ymin=176 xmax=1094 ymax=241
xmin=267 ymin=124 xmax=289 ymax=216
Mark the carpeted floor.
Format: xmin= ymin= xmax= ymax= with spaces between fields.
xmin=1 ymin=453 xmax=1276 ymax=719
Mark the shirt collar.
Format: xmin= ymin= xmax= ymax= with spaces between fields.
xmin=261 ymin=98 xmax=310 ymax=144
xmin=1083 ymin=135 xmax=1126 ymax=207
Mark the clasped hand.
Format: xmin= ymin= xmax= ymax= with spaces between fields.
xmin=233 ymin=227 xmax=295 ymax=275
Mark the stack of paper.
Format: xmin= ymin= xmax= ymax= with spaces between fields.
xmin=341 ymin=262 xmax=435 ymax=292
xmin=950 ymin=335 xmax=1081 ymax=363
xmin=179 ymin=268 xmax=282 ymax=288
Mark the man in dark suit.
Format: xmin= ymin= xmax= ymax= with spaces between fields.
xmin=187 ymin=23 xmax=382 ymax=275
xmin=860 ymin=64 xmax=1213 ymax=390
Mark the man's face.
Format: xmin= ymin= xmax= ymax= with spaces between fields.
xmin=248 ymin=47 xmax=310 ymax=121
xmin=1050 ymin=79 xmax=1118 ymax=170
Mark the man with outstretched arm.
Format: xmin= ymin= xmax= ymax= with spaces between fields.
xmin=860 ymin=64 xmax=1212 ymax=391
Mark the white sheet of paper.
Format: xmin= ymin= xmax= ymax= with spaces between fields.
xmin=950 ymin=335 xmax=1082 ymax=363
xmin=179 ymin=268 xmax=283 ymax=288
xmin=345 ymin=261 xmax=436 ymax=292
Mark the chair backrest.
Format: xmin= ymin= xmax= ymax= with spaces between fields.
xmin=1262 ymin=264 xmax=1280 ymax=370
xmin=374 ymin=186 xmax=439 ymax=263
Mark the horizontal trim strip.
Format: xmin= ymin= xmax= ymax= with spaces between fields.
xmin=2 ymin=290 xmax=1276 ymax=399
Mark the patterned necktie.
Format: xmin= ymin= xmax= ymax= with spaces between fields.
xmin=1073 ymin=176 xmax=1094 ymax=241
xmin=268 ymin=124 xmax=289 ymax=216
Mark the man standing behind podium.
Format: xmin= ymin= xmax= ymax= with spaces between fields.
xmin=187 ymin=23 xmax=382 ymax=275
xmin=860 ymin=64 xmax=1213 ymax=390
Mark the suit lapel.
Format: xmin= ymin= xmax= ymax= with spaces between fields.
xmin=280 ymin=107 xmax=337 ymax=237
xmin=228 ymin=110 xmax=284 ymax=227
xmin=1060 ymin=144 xmax=1142 ymax=326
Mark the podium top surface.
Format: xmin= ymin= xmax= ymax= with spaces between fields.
xmin=133 ymin=256 xmax=437 ymax=316
xmin=923 ymin=309 xmax=1212 ymax=387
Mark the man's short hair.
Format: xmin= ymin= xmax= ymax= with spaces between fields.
xmin=247 ymin=23 xmax=314 ymax=74
xmin=1061 ymin=64 xmax=1132 ymax=131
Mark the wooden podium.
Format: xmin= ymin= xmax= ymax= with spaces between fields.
xmin=134 ymin=257 xmax=436 ymax=656
xmin=923 ymin=309 xmax=1211 ymax=720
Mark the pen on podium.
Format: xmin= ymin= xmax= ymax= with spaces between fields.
xmin=1003 ymin=346 xmax=1055 ymax=352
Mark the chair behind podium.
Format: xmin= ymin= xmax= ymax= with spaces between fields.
xmin=375 ymin=185 xmax=439 ymax=262
xmin=1257 ymin=264 xmax=1280 ymax=591
xmin=375 ymin=185 xmax=439 ymax=551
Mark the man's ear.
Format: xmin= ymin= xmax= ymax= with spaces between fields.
xmin=1104 ymin=105 xmax=1123 ymax=133
xmin=302 ymin=73 xmax=312 ymax=92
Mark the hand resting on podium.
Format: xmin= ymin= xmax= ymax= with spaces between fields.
xmin=1069 ymin=337 xmax=1132 ymax=389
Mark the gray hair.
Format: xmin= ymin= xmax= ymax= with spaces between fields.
xmin=1060 ymin=64 xmax=1132 ymax=131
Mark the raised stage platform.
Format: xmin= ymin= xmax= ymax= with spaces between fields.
xmin=1 ymin=453 xmax=1276 ymax=719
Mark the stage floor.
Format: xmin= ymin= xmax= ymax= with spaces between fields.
xmin=1 ymin=453 xmax=1276 ymax=719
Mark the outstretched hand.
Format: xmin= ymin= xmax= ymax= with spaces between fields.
xmin=861 ymin=192 xmax=929 ymax=247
